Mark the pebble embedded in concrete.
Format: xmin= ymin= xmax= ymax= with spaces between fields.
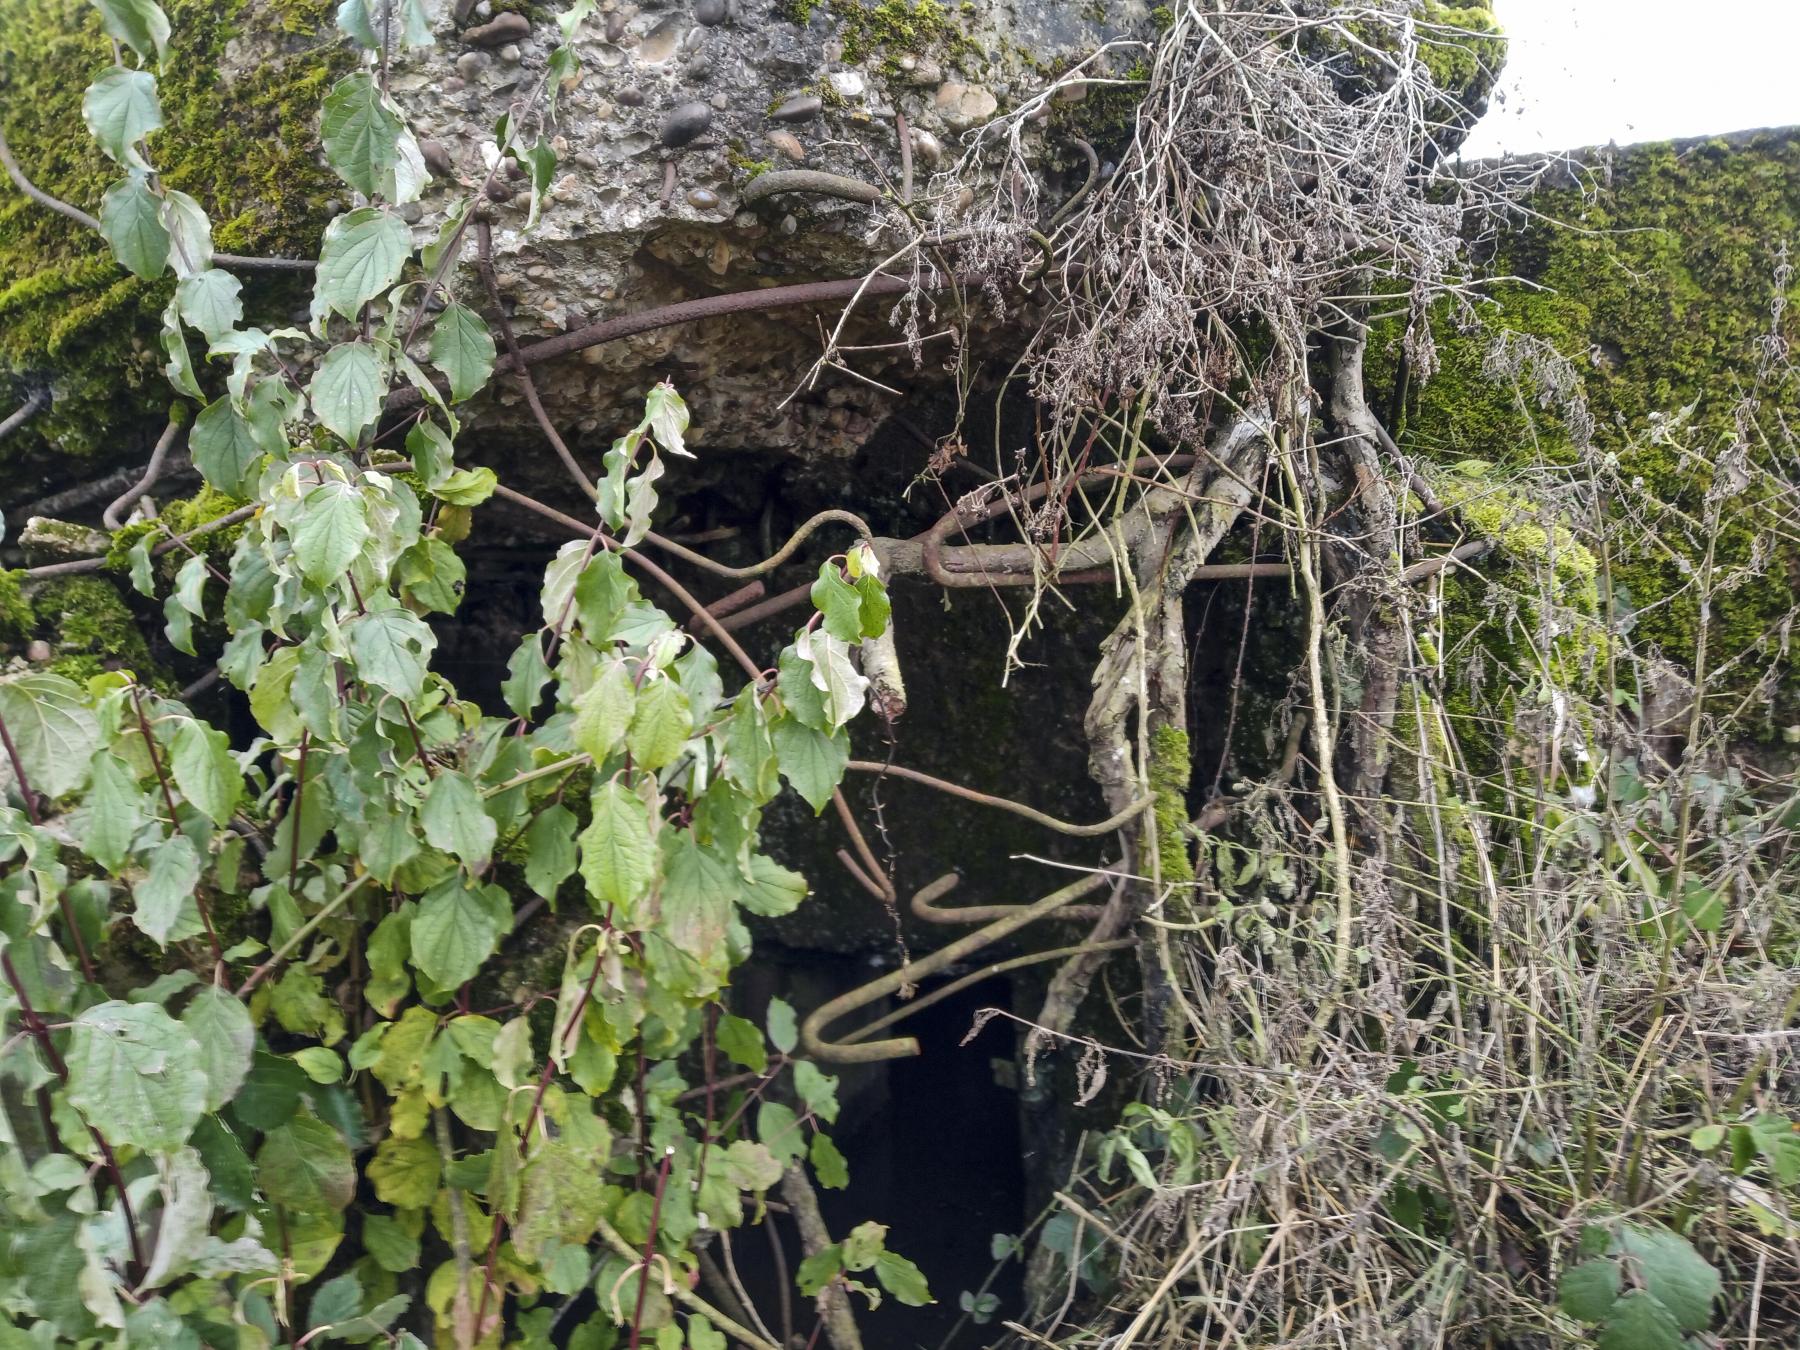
xmin=768 ymin=130 xmax=805 ymax=161
xmin=660 ymin=101 xmax=713 ymax=147
xmin=688 ymin=188 xmax=721 ymax=210
xmin=463 ymin=11 xmax=529 ymax=47
xmin=771 ymin=93 xmax=821 ymax=123
xmin=694 ymin=0 xmax=728 ymax=25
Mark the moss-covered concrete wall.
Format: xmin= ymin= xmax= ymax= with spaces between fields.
xmin=1375 ymin=128 xmax=1800 ymax=726
xmin=0 ymin=0 xmax=339 ymax=473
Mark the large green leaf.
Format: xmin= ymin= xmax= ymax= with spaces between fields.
xmin=176 ymin=269 xmax=243 ymax=342
xmin=319 ymin=72 xmax=406 ymax=200
xmin=82 ymin=751 xmax=146 ymax=872
xmin=292 ymin=478 xmax=371 ymax=585
xmin=90 ymin=0 xmax=170 ymax=61
xmin=190 ymin=397 xmax=264 ymax=499
xmin=347 ymin=605 xmax=437 ymax=702
xmin=171 ymin=718 xmax=241 ymax=826
xmin=771 ymin=715 xmax=848 ymax=813
xmin=367 ymin=1134 xmax=439 ymax=1208
xmin=159 ymin=190 xmax=213 ymax=277
xmin=257 ymin=1116 xmax=355 ymax=1213
xmin=741 ymin=853 xmax=808 ymax=917
xmin=524 ymin=803 xmax=577 ymax=902
xmin=625 ymin=675 xmax=692 ymax=770
xmin=410 ymin=876 xmax=503 ymax=990
xmin=419 ymin=770 xmax=496 ymax=867
xmin=65 ymin=1000 xmax=208 ymax=1151
xmin=1748 ymin=1112 xmax=1800 ymax=1185
xmin=1611 ymin=1223 xmax=1720 ymax=1332
xmin=182 ymin=985 xmax=255 ymax=1113
xmin=427 ymin=303 xmax=496 ymax=403
xmin=512 ymin=1137 xmax=611 ymax=1261
xmin=82 ymin=66 xmax=161 ymax=169
xmin=794 ymin=628 xmax=867 ymax=729
xmin=579 ymin=780 xmax=655 ymax=913
xmin=308 ymin=343 xmax=384 ymax=446
xmin=99 ymin=173 xmax=169 ymax=278
xmin=810 ymin=563 xmax=864 ymax=643
xmin=572 ymin=659 xmax=634 ymax=761
xmin=0 ymin=672 xmax=99 ymax=799
xmin=133 ymin=833 xmax=205 ymax=946
xmin=312 ymin=208 xmax=411 ymax=330
xmin=335 ymin=0 xmax=433 ymax=50
xmin=1596 ymin=1291 xmax=1683 ymax=1350
xmin=1557 ymin=1258 xmax=1620 ymax=1323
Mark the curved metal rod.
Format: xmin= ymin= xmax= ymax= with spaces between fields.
xmin=844 ymin=760 xmax=1152 ymax=838
xmin=910 ymin=872 xmax=1105 ymax=926
xmin=800 ymin=870 xmax=1111 ymax=1064
xmin=742 ymin=169 xmax=884 ymax=207
xmin=842 ymin=937 xmax=1133 ymax=1046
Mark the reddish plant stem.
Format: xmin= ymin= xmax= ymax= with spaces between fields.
xmin=628 ymin=1147 xmax=676 ymax=1350
xmin=2 ymin=950 xmax=147 ymax=1280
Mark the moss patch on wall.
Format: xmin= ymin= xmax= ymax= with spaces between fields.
xmin=0 ymin=0 xmax=340 ymax=474
xmin=1375 ymin=130 xmax=1800 ymax=730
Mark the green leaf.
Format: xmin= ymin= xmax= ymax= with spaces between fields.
xmin=1690 ymin=1122 xmax=1726 ymax=1153
xmin=1749 ymin=1113 xmax=1800 ymax=1185
xmin=811 ymin=563 xmax=864 ymax=643
xmin=518 ymin=137 xmax=557 ymax=228
xmin=293 ymin=1047 xmax=343 ymax=1084
xmin=810 ymin=1130 xmax=849 ymax=1189
xmin=579 ymin=780 xmax=656 ymax=913
xmin=431 ymin=466 xmax=496 ymax=505
xmin=642 ymin=382 xmax=691 ymax=457
xmin=715 ymin=1013 xmax=767 ymax=1074
xmin=66 ymin=1000 xmax=207 ymax=1152
xmin=348 ymin=605 xmax=437 ymax=701
xmin=159 ymin=190 xmax=213 ymax=277
xmin=100 ymin=173 xmax=170 ymax=278
xmin=83 ymin=66 xmax=162 ymax=169
xmin=83 ymin=751 xmax=145 ymax=871
xmin=190 ymin=397 xmax=264 ymax=499
xmin=502 ymin=636 xmax=551 ymax=720
xmin=183 ymin=984 xmax=255 ymax=1112
xmin=1612 ymin=1222 xmax=1720 ymax=1332
xmin=177 ymin=268 xmax=243 ymax=342
xmin=0 ymin=672 xmax=100 ymax=799
xmin=368 ymin=1133 xmax=440 ymax=1209
xmin=362 ymin=1213 xmax=421 ymax=1273
xmin=406 ymin=417 xmax=454 ymax=488
xmin=421 ymin=769 xmax=497 ymax=867
xmin=308 ymin=342 xmax=385 ymax=445
xmin=766 ymin=998 xmax=798 ymax=1054
xmin=741 ymin=854 xmax=808 ymax=917
xmin=873 ymin=1250 xmax=931 ymax=1307
xmin=572 ymin=659 xmax=635 ymax=761
xmin=133 ymin=833 xmax=205 ymax=946
xmin=293 ymin=478 xmax=371 ymax=584
xmin=626 ymin=675 xmax=692 ymax=770
xmin=312 ymin=208 xmax=411 ymax=330
xmin=855 ymin=571 xmax=890 ymax=637
xmin=171 ymin=718 xmax=241 ymax=826
xmin=524 ymin=804 xmax=578 ymax=902
xmin=514 ymin=1136 xmax=612 ymax=1261
xmin=1596 ymin=1291 xmax=1683 ymax=1350
xmin=794 ymin=1060 xmax=840 ymax=1124
xmin=258 ymin=1116 xmax=356 ymax=1213
xmin=411 ymin=876 xmax=504 ymax=989
xmin=1557 ymin=1258 xmax=1621 ymax=1323
xmin=320 ymin=72 xmax=406 ymax=200
xmin=794 ymin=628 xmax=867 ymax=728
xmin=772 ymin=716 xmax=848 ymax=813
xmin=89 ymin=0 xmax=171 ymax=62
xmin=428 ymin=303 xmax=496 ymax=402
xmin=795 ymin=1245 xmax=843 ymax=1297
xmin=336 ymin=0 xmax=433 ymax=50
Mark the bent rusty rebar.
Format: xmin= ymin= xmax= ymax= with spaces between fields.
xmin=910 ymin=872 xmax=1106 ymax=926
xmin=800 ymin=870 xmax=1112 ymax=1064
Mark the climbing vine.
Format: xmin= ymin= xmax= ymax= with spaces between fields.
xmin=0 ymin=0 xmax=928 ymax=1345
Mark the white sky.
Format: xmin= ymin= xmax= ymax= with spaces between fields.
xmin=1459 ymin=1 xmax=1800 ymax=158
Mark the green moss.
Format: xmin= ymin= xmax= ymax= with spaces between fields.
xmin=0 ymin=571 xmax=34 ymax=641
xmin=1375 ymin=131 xmax=1800 ymax=729
xmin=31 ymin=575 xmax=156 ymax=683
xmin=0 ymin=0 xmax=342 ymax=464
xmin=784 ymin=0 xmax=978 ymax=73
xmin=1415 ymin=3 xmax=1501 ymax=98
xmin=1148 ymin=724 xmax=1195 ymax=888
